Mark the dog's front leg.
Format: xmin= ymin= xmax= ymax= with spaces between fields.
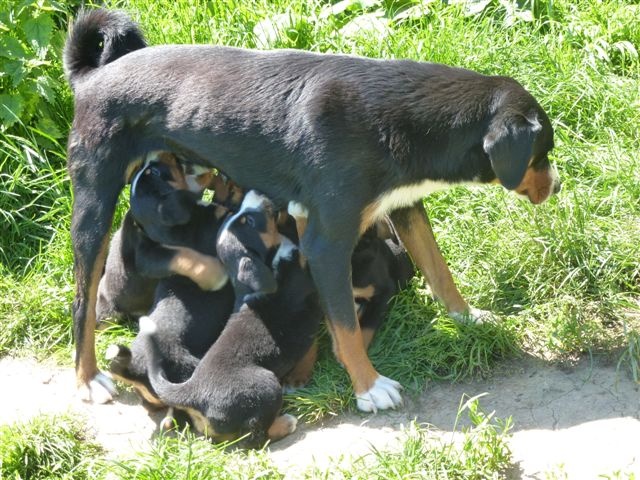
xmin=390 ymin=204 xmax=488 ymax=322
xmin=69 ymin=159 xmax=124 ymax=403
xmin=302 ymin=222 xmax=402 ymax=412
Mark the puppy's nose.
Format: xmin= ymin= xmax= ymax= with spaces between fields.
xmin=553 ymin=180 xmax=562 ymax=195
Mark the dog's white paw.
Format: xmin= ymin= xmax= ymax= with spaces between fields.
xmin=139 ymin=315 xmax=156 ymax=334
xmin=450 ymin=307 xmax=496 ymax=325
xmin=287 ymin=201 xmax=308 ymax=218
xmin=160 ymin=407 xmax=175 ymax=431
xmin=356 ymin=375 xmax=403 ymax=413
xmin=282 ymin=413 xmax=298 ymax=434
xmin=267 ymin=413 xmax=298 ymax=441
xmin=78 ymin=372 xmax=116 ymax=404
xmin=105 ymin=344 xmax=122 ymax=360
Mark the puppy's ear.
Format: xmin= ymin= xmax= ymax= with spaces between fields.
xmin=157 ymin=191 xmax=195 ymax=226
xmin=237 ymin=255 xmax=277 ymax=295
xmin=484 ymin=113 xmax=541 ymax=190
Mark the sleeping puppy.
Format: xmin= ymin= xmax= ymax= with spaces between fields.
xmin=141 ymin=191 xmax=323 ymax=447
xmin=107 ymin=155 xmax=234 ymax=409
xmin=96 ymin=151 xmax=224 ymax=325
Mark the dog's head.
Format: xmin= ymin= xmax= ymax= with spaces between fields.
xmin=130 ymin=152 xmax=210 ymax=229
xmin=216 ymin=190 xmax=281 ymax=303
xmin=483 ymin=82 xmax=560 ymax=204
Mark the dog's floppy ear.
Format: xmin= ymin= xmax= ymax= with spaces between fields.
xmin=483 ymin=113 xmax=542 ymax=190
xmin=157 ymin=191 xmax=195 ymax=226
xmin=237 ymin=255 xmax=277 ymax=295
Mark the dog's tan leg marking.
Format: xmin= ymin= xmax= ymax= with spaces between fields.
xmin=330 ymin=323 xmax=402 ymax=411
xmin=167 ymin=247 xmax=228 ymax=291
xmin=330 ymin=323 xmax=379 ymax=393
xmin=267 ymin=414 xmax=297 ymax=442
xmin=283 ymin=342 xmax=318 ymax=388
xmin=294 ymin=217 xmax=308 ymax=243
xmin=77 ymin=235 xmax=110 ymax=391
xmin=391 ymin=205 xmax=468 ymax=314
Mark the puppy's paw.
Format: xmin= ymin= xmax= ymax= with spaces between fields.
xmin=267 ymin=414 xmax=298 ymax=441
xmin=160 ymin=407 xmax=175 ymax=432
xmin=78 ymin=372 xmax=116 ymax=404
xmin=194 ymin=257 xmax=229 ymax=291
xmin=450 ymin=307 xmax=496 ymax=325
xmin=105 ymin=344 xmax=128 ymax=361
xmin=356 ymin=375 xmax=403 ymax=413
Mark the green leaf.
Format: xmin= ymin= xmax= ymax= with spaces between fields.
xmin=0 ymin=36 xmax=26 ymax=59
xmin=36 ymin=115 xmax=63 ymax=139
xmin=35 ymin=75 xmax=56 ymax=103
xmin=23 ymin=14 xmax=53 ymax=51
xmin=3 ymin=59 xmax=26 ymax=86
xmin=0 ymin=94 xmax=23 ymax=125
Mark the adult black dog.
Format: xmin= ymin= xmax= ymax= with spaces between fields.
xmin=64 ymin=9 xmax=560 ymax=410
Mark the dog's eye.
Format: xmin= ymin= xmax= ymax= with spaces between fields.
xmin=245 ymin=214 xmax=256 ymax=228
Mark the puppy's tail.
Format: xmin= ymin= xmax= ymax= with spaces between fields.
xmin=64 ymin=9 xmax=146 ymax=89
xmin=138 ymin=317 xmax=193 ymax=407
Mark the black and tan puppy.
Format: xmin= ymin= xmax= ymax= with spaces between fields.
xmin=96 ymin=152 xmax=221 ymax=326
xmin=141 ymin=191 xmax=323 ymax=447
xmin=107 ymin=156 xmax=234 ymax=407
xmin=64 ymin=10 xmax=560 ymax=409
xmin=351 ymin=224 xmax=415 ymax=349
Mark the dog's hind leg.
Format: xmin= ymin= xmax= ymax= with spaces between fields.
xmin=390 ymin=204 xmax=489 ymax=323
xmin=68 ymin=144 xmax=131 ymax=403
xmin=302 ymin=222 xmax=402 ymax=412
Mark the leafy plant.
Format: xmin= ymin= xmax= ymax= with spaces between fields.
xmin=0 ymin=0 xmax=77 ymax=138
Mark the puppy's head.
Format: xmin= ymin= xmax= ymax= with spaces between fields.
xmin=483 ymin=83 xmax=560 ymax=204
xmin=217 ymin=190 xmax=281 ymax=299
xmin=130 ymin=152 xmax=199 ymax=227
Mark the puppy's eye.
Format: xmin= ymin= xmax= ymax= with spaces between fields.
xmin=245 ymin=215 xmax=256 ymax=228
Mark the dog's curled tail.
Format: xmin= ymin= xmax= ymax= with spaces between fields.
xmin=64 ymin=9 xmax=146 ymax=89
xmin=138 ymin=317 xmax=193 ymax=407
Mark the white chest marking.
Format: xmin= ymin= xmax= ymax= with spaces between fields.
xmin=372 ymin=180 xmax=453 ymax=220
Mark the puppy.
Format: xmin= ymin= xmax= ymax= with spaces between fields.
xmin=351 ymin=223 xmax=415 ymax=349
xmin=107 ymin=155 xmax=234 ymax=408
xmin=141 ymin=191 xmax=323 ymax=446
xmin=64 ymin=9 xmax=560 ymax=409
xmin=96 ymin=151 xmax=220 ymax=325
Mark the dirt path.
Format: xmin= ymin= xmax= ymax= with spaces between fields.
xmin=1 ymin=355 xmax=638 ymax=478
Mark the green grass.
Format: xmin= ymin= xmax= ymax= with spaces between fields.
xmin=0 ymin=0 xmax=639 ymax=476
xmin=0 ymin=414 xmax=102 ymax=480
xmin=0 ymin=397 xmax=512 ymax=479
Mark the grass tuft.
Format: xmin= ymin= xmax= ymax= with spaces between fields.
xmin=99 ymin=429 xmax=284 ymax=480
xmin=0 ymin=414 xmax=102 ymax=480
xmin=307 ymin=394 xmax=513 ymax=480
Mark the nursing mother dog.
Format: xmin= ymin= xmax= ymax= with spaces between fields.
xmin=64 ymin=9 xmax=560 ymax=410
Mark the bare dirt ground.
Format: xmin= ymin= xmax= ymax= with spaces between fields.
xmin=1 ymin=354 xmax=638 ymax=479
